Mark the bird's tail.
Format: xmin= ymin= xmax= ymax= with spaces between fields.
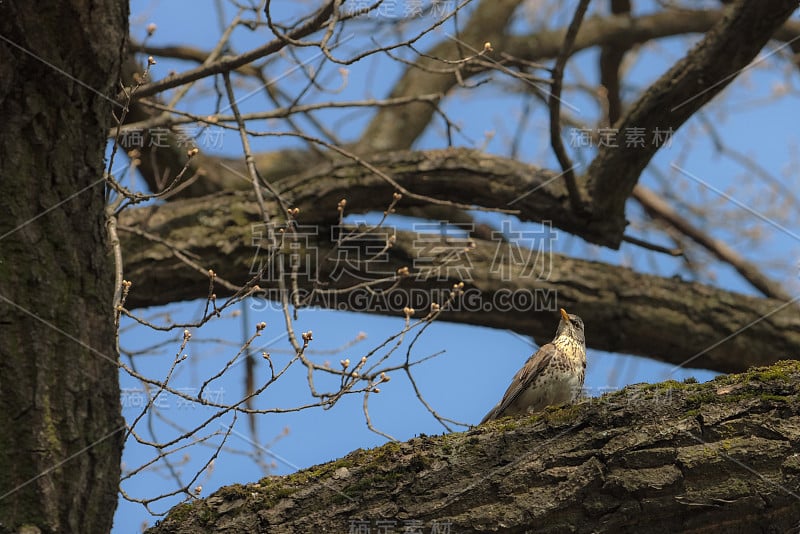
xmin=479 ymin=404 xmax=500 ymax=424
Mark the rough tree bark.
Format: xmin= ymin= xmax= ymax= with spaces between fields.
xmin=0 ymin=1 xmax=128 ymax=532
xmin=146 ymin=360 xmax=800 ymax=533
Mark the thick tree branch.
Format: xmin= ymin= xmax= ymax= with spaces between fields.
xmin=146 ymin=360 xmax=800 ymax=533
xmin=127 ymin=147 xmax=602 ymax=247
xmin=118 ymin=189 xmax=800 ymax=373
xmin=584 ymin=0 xmax=799 ymax=242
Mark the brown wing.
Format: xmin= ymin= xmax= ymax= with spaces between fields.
xmin=480 ymin=343 xmax=557 ymax=423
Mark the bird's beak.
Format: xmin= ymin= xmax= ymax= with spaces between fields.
xmin=560 ymin=308 xmax=570 ymax=322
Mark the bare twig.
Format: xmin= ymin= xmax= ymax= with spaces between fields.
xmin=632 ymin=185 xmax=793 ymax=302
xmin=548 ymin=0 xmax=591 ymax=213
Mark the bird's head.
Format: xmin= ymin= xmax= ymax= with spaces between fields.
xmin=556 ymin=307 xmax=585 ymax=346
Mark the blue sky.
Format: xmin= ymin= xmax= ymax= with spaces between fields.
xmin=115 ymin=1 xmax=800 ymax=531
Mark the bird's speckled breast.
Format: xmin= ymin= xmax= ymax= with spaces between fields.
xmin=511 ymin=356 xmax=584 ymax=414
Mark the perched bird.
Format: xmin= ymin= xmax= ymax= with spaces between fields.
xmin=481 ymin=308 xmax=586 ymax=423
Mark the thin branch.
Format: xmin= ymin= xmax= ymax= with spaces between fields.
xmin=632 ymin=184 xmax=793 ymax=302
xmin=548 ymin=0 xmax=591 ymax=213
xmin=124 ymin=2 xmax=335 ymax=100
xmin=622 ymin=233 xmax=683 ymax=256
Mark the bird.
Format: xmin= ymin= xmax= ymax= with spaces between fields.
xmin=480 ymin=308 xmax=586 ymax=423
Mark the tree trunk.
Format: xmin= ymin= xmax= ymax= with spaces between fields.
xmin=0 ymin=1 xmax=128 ymax=532
xmin=146 ymin=360 xmax=800 ymax=533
